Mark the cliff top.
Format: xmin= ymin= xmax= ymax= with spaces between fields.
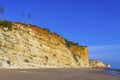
xmin=0 ymin=20 xmax=84 ymax=48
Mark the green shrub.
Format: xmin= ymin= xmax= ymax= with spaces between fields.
xmin=64 ymin=38 xmax=79 ymax=47
xmin=43 ymin=28 xmax=50 ymax=33
xmin=0 ymin=20 xmax=12 ymax=30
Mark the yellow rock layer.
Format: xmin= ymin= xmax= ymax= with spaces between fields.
xmin=0 ymin=22 xmax=90 ymax=68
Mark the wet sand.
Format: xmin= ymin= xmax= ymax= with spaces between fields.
xmin=0 ymin=69 xmax=119 ymax=80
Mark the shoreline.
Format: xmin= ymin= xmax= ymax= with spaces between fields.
xmin=103 ymin=69 xmax=120 ymax=77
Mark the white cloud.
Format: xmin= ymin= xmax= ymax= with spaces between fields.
xmin=88 ymin=44 xmax=120 ymax=52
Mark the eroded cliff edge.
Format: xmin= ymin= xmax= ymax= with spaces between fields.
xmin=0 ymin=20 xmax=109 ymax=68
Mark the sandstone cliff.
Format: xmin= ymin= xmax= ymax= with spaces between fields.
xmin=69 ymin=46 xmax=89 ymax=67
xmin=0 ymin=20 xmax=90 ymax=68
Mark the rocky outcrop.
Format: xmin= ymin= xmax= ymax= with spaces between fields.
xmin=69 ymin=46 xmax=89 ymax=67
xmin=89 ymin=60 xmax=111 ymax=68
xmin=0 ymin=21 xmax=90 ymax=68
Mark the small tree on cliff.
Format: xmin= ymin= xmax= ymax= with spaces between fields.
xmin=27 ymin=12 xmax=31 ymax=24
xmin=21 ymin=10 xmax=24 ymax=22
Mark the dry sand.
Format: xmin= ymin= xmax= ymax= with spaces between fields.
xmin=0 ymin=68 xmax=119 ymax=80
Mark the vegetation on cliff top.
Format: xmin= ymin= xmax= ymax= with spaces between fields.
xmin=64 ymin=39 xmax=79 ymax=47
xmin=0 ymin=20 xmax=12 ymax=30
xmin=0 ymin=20 xmax=79 ymax=47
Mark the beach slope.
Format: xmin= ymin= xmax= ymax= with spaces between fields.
xmin=0 ymin=69 xmax=119 ymax=80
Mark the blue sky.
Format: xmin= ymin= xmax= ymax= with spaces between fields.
xmin=0 ymin=0 xmax=120 ymax=69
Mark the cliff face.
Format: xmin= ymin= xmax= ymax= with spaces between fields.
xmin=69 ymin=46 xmax=89 ymax=67
xmin=0 ymin=21 xmax=90 ymax=68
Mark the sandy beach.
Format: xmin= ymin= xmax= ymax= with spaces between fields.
xmin=0 ymin=69 xmax=119 ymax=80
